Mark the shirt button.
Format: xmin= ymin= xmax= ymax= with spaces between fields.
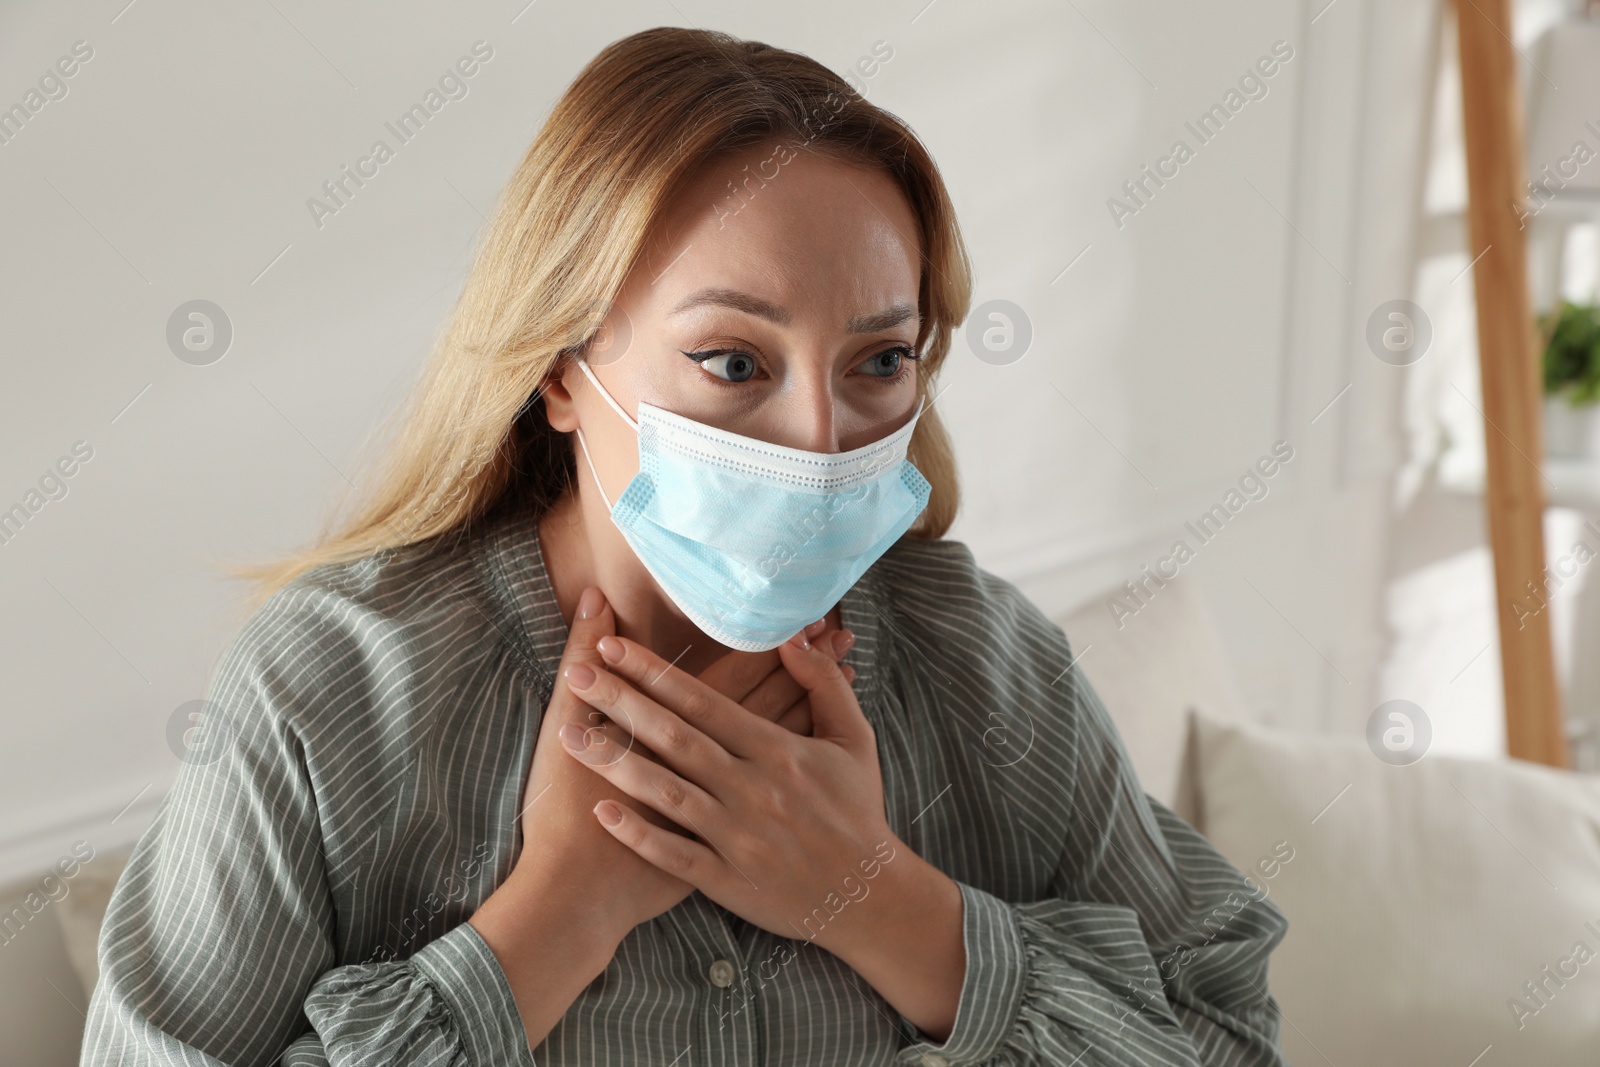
xmin=707 ymin=958 xmax=736 ymax=988
xmin=918 ymin=1054 xmax=949 ymax=1067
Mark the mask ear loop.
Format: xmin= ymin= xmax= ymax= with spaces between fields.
xmin=575 ymin=358 xmax=640 ymax=431
xmin=573 ymin=427 xmax=612 ymax=511
xmin=571 ymin=357 xmax=638 ymax=512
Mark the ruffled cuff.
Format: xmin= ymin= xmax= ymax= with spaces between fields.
xmin=303 ymin=921 xmax=537 ymax=1067
xmin=896 ymin=883 xmax=1183 ymax=1066
xmin=894 ymin=881 xmax=1027 ymax=1066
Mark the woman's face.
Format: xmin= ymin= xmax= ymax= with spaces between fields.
xmin=544 ymin=144 xmax=925 ymax=504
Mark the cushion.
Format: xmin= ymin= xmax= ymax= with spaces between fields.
xmin=1191 ymin=710 xmax=1600 ymax=1066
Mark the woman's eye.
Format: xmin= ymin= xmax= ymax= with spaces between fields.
xmin=860 ymin=346 xmax=915 ymax=377
xmin=690 ymin=350 xmax=759 ymax=382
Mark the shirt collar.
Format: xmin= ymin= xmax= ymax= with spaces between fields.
xmin=472 ymin=505 xmax=569 ymax=693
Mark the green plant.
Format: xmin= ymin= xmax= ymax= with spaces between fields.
xmin=1540 ymin=300 xmax=1600 ymax=406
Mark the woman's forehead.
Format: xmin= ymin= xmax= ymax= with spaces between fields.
xmin=627 ymin=153 xmax=921 ymax=324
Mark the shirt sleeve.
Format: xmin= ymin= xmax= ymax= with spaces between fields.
xmin=892 ymin=630 xmax=1290 ymax=1066
xmin=78 ymin=589 xmax=538 ymax=1067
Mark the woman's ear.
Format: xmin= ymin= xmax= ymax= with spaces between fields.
xmin=542 ymin=359 xmax=580 ymax=432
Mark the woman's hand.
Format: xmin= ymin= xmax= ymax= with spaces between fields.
xmin=558 ymin=628 xmax=904 ymax=954
xmin=505 ymin=586 xmax=688 ymax=947
xmin=474 ymin=586 xmax=854 ymax=1048
xmin=509 ymin=586 xmax=855 ymax=942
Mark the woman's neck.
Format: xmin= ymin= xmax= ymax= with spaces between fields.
xmin=536 ymin=486 xmax=737 ymax=677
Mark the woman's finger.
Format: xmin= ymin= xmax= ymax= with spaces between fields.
xmin=735 ymin=624 xmax=850 ymax=723
xmin=533 ymin=586 xmax=646 ymax=768
xmin=592 ymin=799 xmax=721 ymax=884
xmin=568 ymin=703 xmax=643 ymax=768
xmin=770 ymin=664 xmax=852 ymax=737
xmin=742 ymin=678 xmax=800 ymax=723
xmin=586 ymin=637 xmax=774 ymax=760
xmin=550 ymin=586 xmax=619 ymax=719
xmin=773 ymin=699 xmax=813 ymax=737
xmin=562 ymin=721 xmax=724 ymax=831
xmin=775 ymin=629 xmax=869 ymax=747
xmin=564 ymin=659 xmax=753 ymax=792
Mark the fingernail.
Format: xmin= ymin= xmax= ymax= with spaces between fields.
xmin=805 ymin=618 xmax=827 ymax=638
xmin=577 ymin=587 xmax=604 ymax=620
xmin=595 ymin=801 xmax=622 ymax=826
xmin=560 ymin=722 xmax=590 ymax=751
xmin=833 ymin=630 xmax=855 ymax=655
xmin=597 ymin=635 xmax=624 ymax=664
xmin=565 ymin=662 xmax=596 ymax=688
xmin=789 ymin=630 xmax=810 ymax=650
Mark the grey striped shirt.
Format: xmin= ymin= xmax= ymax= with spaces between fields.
xmin=82 ymin=503 xmax=1289 ymax=1066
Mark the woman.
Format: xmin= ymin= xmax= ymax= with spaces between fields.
xmin=82 ymin=26 xmax=1289 ymax=1067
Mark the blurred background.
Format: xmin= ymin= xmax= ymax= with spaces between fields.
xmin=5 ymin=0 xmax=1600 ymax=1063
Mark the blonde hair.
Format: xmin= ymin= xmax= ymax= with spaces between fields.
xmin=230 ymin=26 xmax=973 ymax=612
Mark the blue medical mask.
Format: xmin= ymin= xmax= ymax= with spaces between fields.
xmin=571 ymin=357 xmax=932 ymax=652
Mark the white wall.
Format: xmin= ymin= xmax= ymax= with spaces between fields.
xmin=0 ymin=0 xmax=1442 ymax=1058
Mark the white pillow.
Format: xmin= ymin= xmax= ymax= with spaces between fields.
xmin=1190 ymin=710 xmax=1600 ymax=1067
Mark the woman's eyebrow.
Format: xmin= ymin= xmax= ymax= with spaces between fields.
xmin=668 ymin=287 xmax=918 ymax=333
xmin=846 ymin=303 xmax=918 ymax=333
